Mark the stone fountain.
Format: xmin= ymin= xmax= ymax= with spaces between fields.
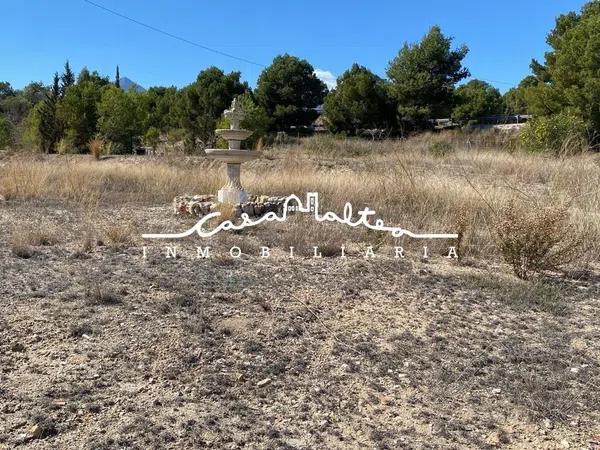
xmin=173 ymin=99 xmax=287 ymax=218
xmin=205 ymin=98 xmax=259 ymax=204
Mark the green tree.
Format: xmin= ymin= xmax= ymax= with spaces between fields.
xmin=21 ymin=103 xmax=43 ymax=149
xmin=452 ymin=80 xmax=503 ymax=124
xmin=115 ymin=65 xmax=121 ymax=89
xmin=503 ymin=76 xmax=537 ymax=115
xmin=22 ymin=82 xmax=50 ymax=106
xmin=37 ymin=74 xmax=62 ymax=153
xmin=0 ymin=93 xmax=29 ymax=124
xmin=237 ymin=93 xmax=271 ymax=146
xmin=177 ymin=67 xmax=248 ymax=150
xmin=323 ymin=64 xmax=394 ymax=134
xmin=98 ymin=86 xmax=143 ymax=153
xmin=144 ymin=126 xmax=160 ymax=151
xmin=525 ymin=1 xmax=600 ymax=135
xmin=255 ymin=54 xmax=327 ymax=131
xmin=0 ymin=82 xmax=15 ymax=100
xmin=58 ymin=78 xmax=104 ymax=152
xmin=61 ymin=61 xmax=76 ymax=95
xmin=77 ymin=68 xmax=110 ymax=87
xmin=387 ymin=26 xmax=469 ymax=132
xmin=138 ymin=86 xmax=179 ymax=132
xmin=0 ymin=115 xmax=14 ymax=149
xmin=217 ymin=92 xmax=272 ymax=149
xmin=0 ymin=82 xmax=50 ymax=125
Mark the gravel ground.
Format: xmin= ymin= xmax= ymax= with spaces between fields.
xmin=1 ymin=200 xmax=599 ymax=449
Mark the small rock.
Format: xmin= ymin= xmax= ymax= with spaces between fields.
xmin=486 ymin=431 xmax=500 ymax=447
xmin=570 ymin=367 xmax=579 ymax=374
xmin=256 ymin=378 xmax=271 ymax=387
xmin=30 ymin=424 xmax=42 ymax=439
xmin=560 ymin=439 xmax=570 ymax=448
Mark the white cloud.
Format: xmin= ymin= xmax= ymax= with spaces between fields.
xmin=314 ymin=69 xmax=337 ymax=90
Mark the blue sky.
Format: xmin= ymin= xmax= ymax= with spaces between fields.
xmin=1 ymin=0 xmax=588 ymax=93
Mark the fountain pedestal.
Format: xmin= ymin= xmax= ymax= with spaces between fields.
xmin=205 ymin=98 xmax=259 ymax=204
xmin=220 ymin=161 xmax=245 ymax=203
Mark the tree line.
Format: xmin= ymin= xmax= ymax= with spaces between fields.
xmin=0 ymin=0 xmax=598 ymax=153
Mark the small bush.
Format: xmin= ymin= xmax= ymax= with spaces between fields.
xmin=520 ymin=112 xmax=588 ymax=154
xmin=10 ymin=224 xmax=59 ymax=258
xmin=104 ymin=141 xmax=127 ymax=155
xmin=429 ymin=140 xmax=453 ymax=157
xmin=88 ymin=138 xmax=103 ymax=160
xmin=494 ymin=201 xmax=583 ymax=279
xmin=103 ymin=222 xmax=136 ymax=247
xmin=87 ymin=285 xmax=122 ymax=305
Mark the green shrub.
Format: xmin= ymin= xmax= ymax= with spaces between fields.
xmin=144 ymin=127 xmax=160 ymax=150
xmin=429 ymin=140 xmax=453 ymax=157
xmin=104 ymin=141 xmax=127 ymax=155
xmin=519 ymin=112 xmax=588 ymax=154
xmin=0 ymin=116 xmax=15 ymax=149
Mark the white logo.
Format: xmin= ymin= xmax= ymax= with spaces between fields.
xmin=143 ymin=192 xmax=457 ymax=240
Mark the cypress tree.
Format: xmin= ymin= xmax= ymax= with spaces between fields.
xmin=115 ymin=65 xmax=121 ymax=89
xmin=38 ymin=73 xmax=62 ymax=153
xmin=61 ymin=61 xmax=75 ymax=96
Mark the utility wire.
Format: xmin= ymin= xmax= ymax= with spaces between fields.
xmin=82 ymin=0 xmax=266 ymax=67
xmin=82 ymin=0 xmax=517 ymax=88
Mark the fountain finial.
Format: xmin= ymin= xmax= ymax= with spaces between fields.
xmin=224 ymin=97 xmax=245 ymax=130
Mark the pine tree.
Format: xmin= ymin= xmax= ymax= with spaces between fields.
xmin=38 ymin=73 xmax=62 ymax=153
xmin=61 ymin=61 xmax=75 ymax=96
xmin=115 ymin=65 xmax=121 ymax=89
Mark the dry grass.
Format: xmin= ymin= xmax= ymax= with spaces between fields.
xmin=88 ymin=138 xmax=103 ymax=160
xmin=102 ymin=222 xmax=137 ymax=247
xmin=9 ymin=223 xmax=60 ymax=258
xmin=494 ymin=201 xmax=585 ymax=279
xmin=1 ymin=132 xmax=599 ymax=267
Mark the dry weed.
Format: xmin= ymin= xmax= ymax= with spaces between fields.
xmin=9 ymin=223 xmax=59 ymax=258
xmin=494 ymin=201 xmax=584 ymax=279
xmin=103 ymin=222 xmax=137 ymax=247
xmin=88 ymin=138 xmax=103 ymax=160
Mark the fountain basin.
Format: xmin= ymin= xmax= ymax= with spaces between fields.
xmin=205 ymin=148 xmax=260 ymax=163
xmin=215 ymin=129 xmax=253 ymax=141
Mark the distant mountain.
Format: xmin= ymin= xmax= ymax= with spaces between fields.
xmin=119 ymin=77 xmax=145 ymax=93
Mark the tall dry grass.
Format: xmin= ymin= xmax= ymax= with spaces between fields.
xmin=1 ymin=133 xmax=599 ymax=264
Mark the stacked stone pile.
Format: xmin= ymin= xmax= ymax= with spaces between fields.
xmin=173 ymin=195 xmax=289 ymax=218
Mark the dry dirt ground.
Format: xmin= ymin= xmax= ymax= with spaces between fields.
xmin=1 ymin=198 xmax=600 ymax=449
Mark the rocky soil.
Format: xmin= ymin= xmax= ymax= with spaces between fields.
xmin=1 ymin=199 xmax=599 ymax=449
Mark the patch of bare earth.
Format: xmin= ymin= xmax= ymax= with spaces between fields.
xmin=0 ymin=199 xmax=599 ymax=449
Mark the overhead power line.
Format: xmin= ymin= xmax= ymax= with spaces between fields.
xmin=82 ymin=0 xmax=266 ymax=68
xmin=82 ymin=0 xmax=518 ymax=88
